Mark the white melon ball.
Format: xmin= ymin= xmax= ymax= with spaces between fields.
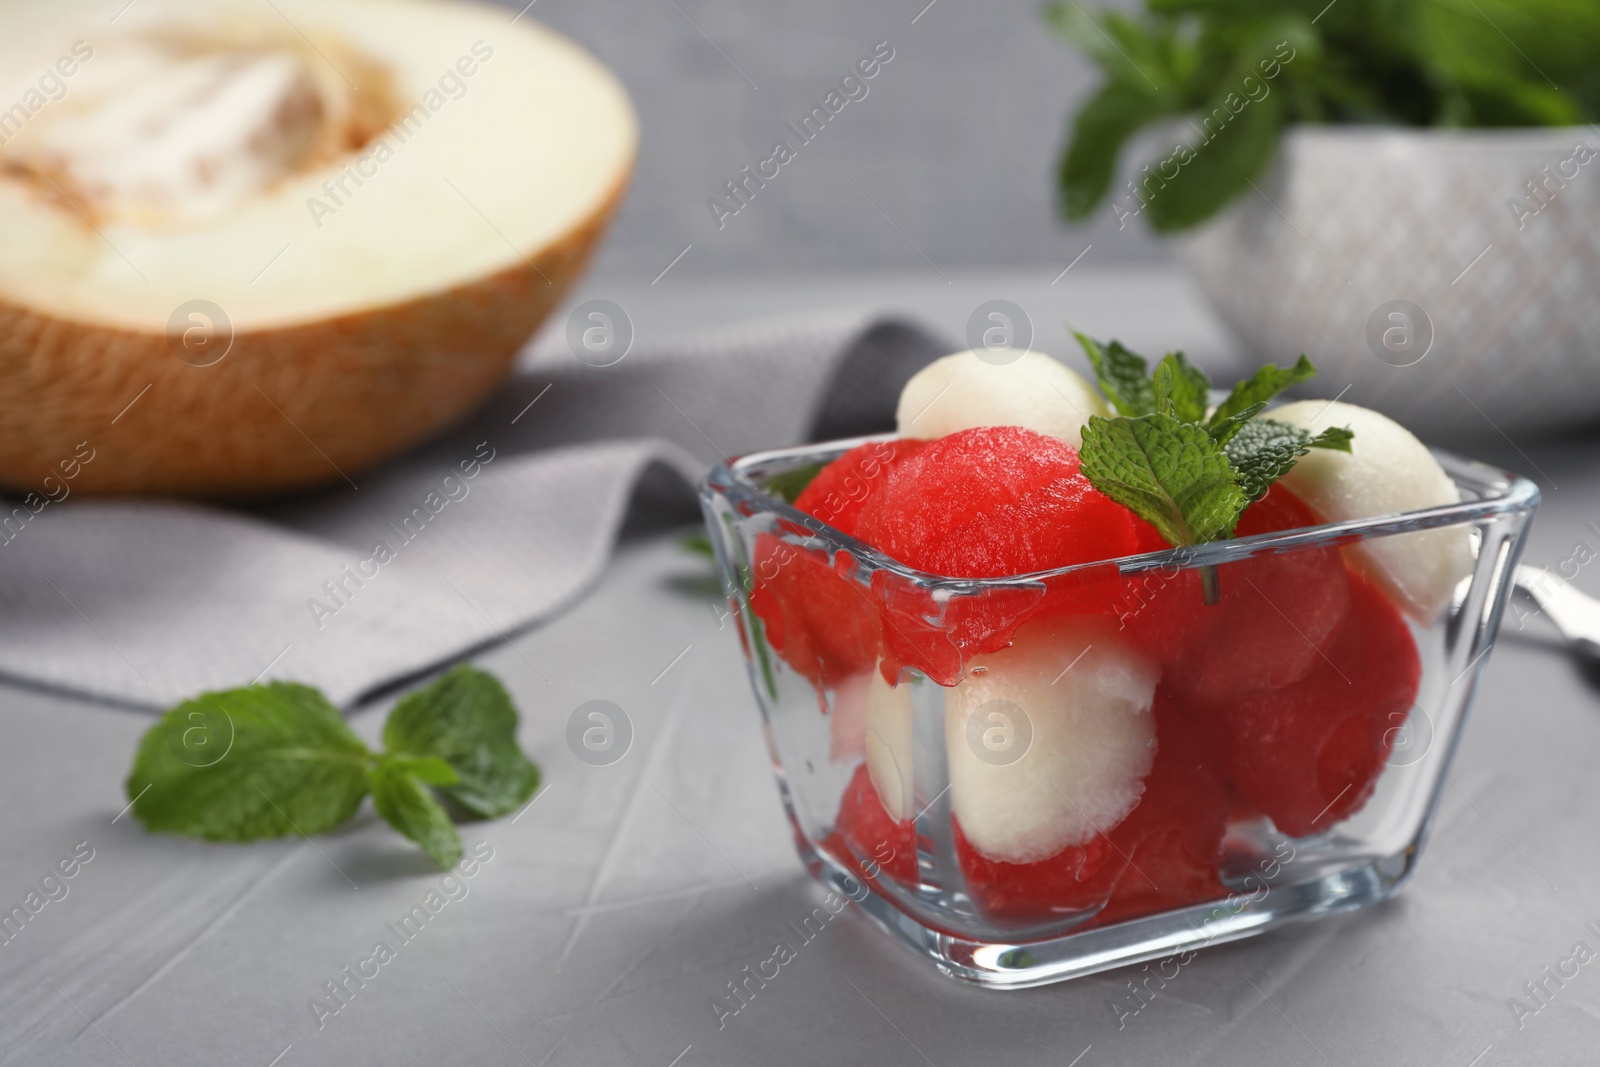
xmin=1272 ymin=399 xmax=1474 ymax=621
xmin=864 ymin=668 xmax=916 ymax=822
xmin=895 ymin=349 xmax=1109 ymax=447
xmin=828 ymin=672 xmax=871 ymax=764
xmin=944 ymin=618 xmax=1157 ymax=865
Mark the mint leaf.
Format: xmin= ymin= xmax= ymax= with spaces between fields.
xmin=381 ymin=755 xmax=460 ymax=786
xmin=127 ymin=683 xmax=371 ymax=841
xmin=383 ymin=666 xmax=540 ymax=819
xmin=1047 ymin=4 xmax=1171 ymax=88
xmin=1152 ymin=360 xmax=1175 ymax=414
xmin=1145 ymin=82 xmax=1287 ymax=233
xmin=766 ymin=463 xmax=824 ymax=504
xmin=1050 ymin=0 xmax=1600 ymax=230
xmin=1223 ymin=416 xmax=1351 ymax=504
xmin=127 ymin=668 xmax=537 ymax=869
xmin=1075 ymin=343 xmax=1352 ymax=550
xmin=1057 ymin=81 xmax=1167 ymax=220
xmin=369 ymin=760 xmax=463 ymax=869
xmin=1155 ymin=352 xmax=1210 ymax=423
xmin=1207 ymin=355 xmax=1317 ymax=428
xmin=679 ymin=531 xmax=715 ymax=559
xmin=1206 ymin=400 xmax=1267 ymax=446
xmin=1079 ymin=412 xmax=1246 ymax=546
xmin=1413 ymin=0 xmax=1600 ymax=120
xmin=1307 ymin=425 xmax=1355 ymax=452
xmin=1074 ymin=333 xmax=1155 ymax=416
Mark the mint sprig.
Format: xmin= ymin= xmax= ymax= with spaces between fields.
xmin=1079 ymin=413 xmax=1244 ymax=548
xmin=383 ymin=667 xmax=541 ymax=820
xmin=126 ymin=665 xmax=540 ymax=869
xmin=1074 ymin=332 xmax=1156 ymax=416
xmin=1051 ymin=1 xmax=1600 ymax=232
xmin=125 ymin=683 xmax=370 ymax=841
xmin=1073 ymin=333 xmax=1351 ymax=551
xmin=1152 ymin=351 xmax=1210 ymax=424
xmin=369 ymin=759 xmax=465 ymax=868
xmin=765 ymin=462 xmax=825 ymax=504
xmin=1225 ymin=417 xmax=1353 ymax=506
xmin=1208 ymin=355 xmax=1317 ymax=427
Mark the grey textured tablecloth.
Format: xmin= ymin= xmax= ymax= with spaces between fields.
xmin=0 ymin=312 xmax=946 ymax=710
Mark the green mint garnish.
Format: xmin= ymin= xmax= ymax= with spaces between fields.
xmin=1152 ymin=351 xmax=1211 ymax=424
xmin=1224 ymin=417 xmax=1353 ymax=505
xmin=382 ymin=666 xmax=541 ymax=820
xmin=1079 ymin=413 xmax=1245 ymax=548
xmin=1074 ymin=333 xmax=1351 ymax=550
xmin=125 ymin=682 xmax=371 ymax=842
xmin=1074 ymin=332 xmax=1156 ymax=416
xmin=126 ymin=665 xmax=539 ymax=870
xmin=1051 ymin=2 xmax=1598 ymax=232
xmin=679 ymin=530 xmax=715 ymax=559
xmin=1208 ymin=355 xmax=1317 ymax=427
xmin=368 ymin=758 xmax=464 ymax=869
xmin=765 ymin=462 xmax=825 ymax=504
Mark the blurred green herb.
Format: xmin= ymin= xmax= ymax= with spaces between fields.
xmin=126 ymin=666 xmax=539 ymax=870
xmin=765 ymin=462 xmax=825 ymax=503
xmin=679 ymin=530 xmax=715 ymax=559
xmin=1052 ymin=0 xmax=1600 ymax=231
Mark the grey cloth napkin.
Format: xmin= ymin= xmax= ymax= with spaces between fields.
xmin=0 ymin=311 xmax=948 ymax=710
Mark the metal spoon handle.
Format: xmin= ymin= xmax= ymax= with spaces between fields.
xmin=1514 ymin=565 xmax=1600 ymax=660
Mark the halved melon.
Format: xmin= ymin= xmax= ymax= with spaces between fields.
xmin=0 ymin=0 xmax=636 ymax=494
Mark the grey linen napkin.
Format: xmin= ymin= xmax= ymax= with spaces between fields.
xmin=0 ymin=312 xmax=948 ymax=710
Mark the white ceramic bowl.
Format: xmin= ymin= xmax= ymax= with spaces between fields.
xmin=1180 ymin=125 xmax=1600 ymax=437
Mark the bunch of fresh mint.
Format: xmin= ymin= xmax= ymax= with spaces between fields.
xmin=126 ymin=665 xmax=539 ymax=869
xmin=1052 ymin=0 xmax=1600 ymax=231
xmin=1074 ymin=333 xmax=1351 ymax=553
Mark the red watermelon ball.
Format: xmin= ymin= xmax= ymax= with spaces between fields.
xmin=1167 ymin=485 xmax=1351 ymax=704
xmin=856 ymin=425 xmax=1140 ymax=579
xmin=1209 ymin=569 xmax=1421 ymax=837
xmin=793 ymin=438 xmax=924 ymax=538
xmin=855 ymin=426 xmax=1143 ymax=683
xmin=749 ymin=440 xmax=924 ymax=694
xmin=829 ymin=762 xmax=918 ymax=887
xmin=1090 ymin=688 xmax=1230 ymax=926
xmin=1110 ymin=516 xmax=1205 ymax=666
xmin=748 ymin=535 xmax=879 ymax=690
xmin=954 ymin=818 xmax=1124 ymax=921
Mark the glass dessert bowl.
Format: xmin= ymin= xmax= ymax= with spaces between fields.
xmin=702 ymin=432 xmax=1535 ymax=988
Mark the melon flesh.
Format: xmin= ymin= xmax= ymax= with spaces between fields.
xmin=895 ymin=349 xmax=1109 ymax=448
xmin=828 ymin=671 xmax=872 ymax=764
xmin=944 ymin=618 xmax=1157 ymax=865
xmin=1271 ymin=400 xmax=1473 ymax=621
xmin=0 ymin=0 xmax=636 ymax=494
xmin=864 ymin=668 xmax=915 ymax=823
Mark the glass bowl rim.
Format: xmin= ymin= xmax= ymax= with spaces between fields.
xmin=701 ymin=432 xmax=1541 ymax=588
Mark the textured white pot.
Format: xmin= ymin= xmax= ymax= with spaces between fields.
xmin=1179 ymin=124 xmax=1600 ymax=436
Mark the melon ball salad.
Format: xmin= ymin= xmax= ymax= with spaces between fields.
xmin=746 ymin=337 xmax=1473 ymax=925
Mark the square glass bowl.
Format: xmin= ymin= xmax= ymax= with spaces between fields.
xmin=700 ymin=434 xmax=1538 ymax=988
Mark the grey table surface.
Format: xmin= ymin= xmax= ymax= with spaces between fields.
xmin=4 ymin=267 xmax=1600 ymax=1067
